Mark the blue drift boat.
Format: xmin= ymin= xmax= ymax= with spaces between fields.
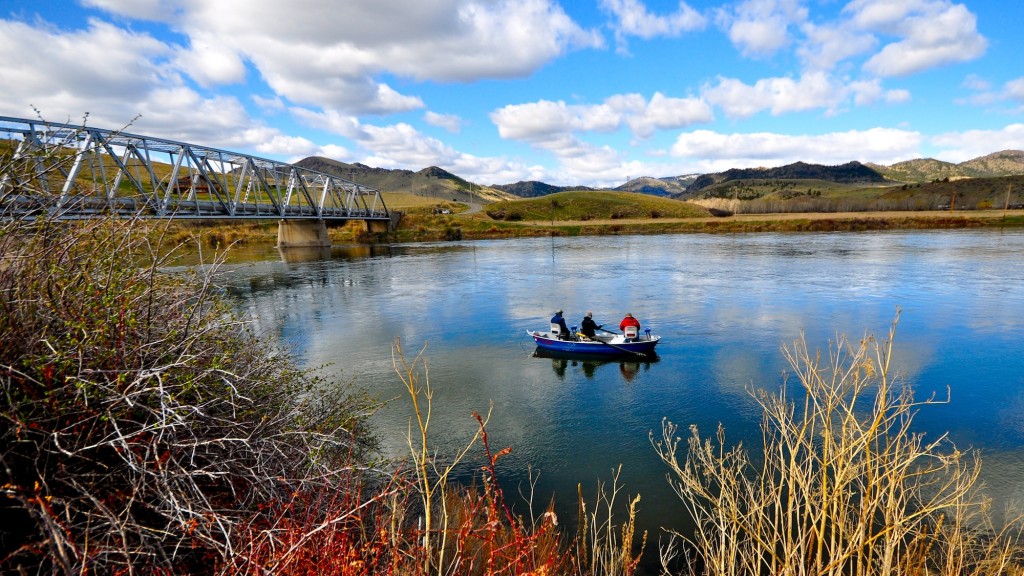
xmin=527 ymin=327 xmax=661 ymax=357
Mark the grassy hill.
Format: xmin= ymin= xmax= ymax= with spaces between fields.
xmin=613 ymin=176 xmax=690 ymax=196
xmin=483 ymin=190 xmax=711 ymax=221
xmin=294 ymin=156 xmax=514 ymax=203
xmin=684 ymin=161 xmax=887 ymax=197
xmin=491 ymin=180 xmax=599 ymax=198
xmin=869 ymin=150 xmax=1024 ymax=182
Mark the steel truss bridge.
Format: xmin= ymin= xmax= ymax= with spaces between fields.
xmin=0 ymin=116 xmax=391 ymax=228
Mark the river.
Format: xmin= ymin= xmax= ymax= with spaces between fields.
xmin=214 ymin=229 xmax=1024 ymax=548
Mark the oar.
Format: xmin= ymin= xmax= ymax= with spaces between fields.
xmin=600 ymin=340 xmax=648 ymax=357
xmin=593 ymin=328 xmax=649 ymax=357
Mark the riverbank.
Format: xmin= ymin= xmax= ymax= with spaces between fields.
xmin=390 ymin=208 xmax=1024 ymax=242
xmin=151 ymin=208 xmax=1024 ymax=247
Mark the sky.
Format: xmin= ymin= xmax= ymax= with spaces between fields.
xmin=1 ymin=0 xmax=1023 ymax=188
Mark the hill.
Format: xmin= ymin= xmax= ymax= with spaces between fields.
xmin=293 ymin=149 xmax=1024 ymax=206
xmin=685 ymin=161 xmax=887 ymax=196
xmin=613 ymin=176 xmax=693 ymax=196
xmin=869 ymin=150 xmax=1024 ymax=182
xmin=491 ymin=180 xmax=599 ymax=198
xmin=483 ymin=190 xmax=711 ymax=221
xmin=294 ymin=156 xmax=514 ymax=203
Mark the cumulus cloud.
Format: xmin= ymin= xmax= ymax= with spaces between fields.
xmin=1005 ymin=79 xmax=1024 ymax=102
xmin=491 ymin=93 xmax=712 ymax=144
xmin=670 ymin=127 xmax=923 ymax=166
xmin=703 ymin=72 xmax=911 ymax=119
xmin=718 ymin=0 xmax=808 ymax=58
xmin=600 ymin=0 xmax=706 ymax=53
xmin=703 ymin=73 xmax=842 ymax=118
xmin=956 ymin=76 xmax=1024 ymax=109
xmin=797 ymin=21 xmax=877 ymax=71
xmin=0 ymin=17 xmax=327 ymax=157
xmin=291 ymin=107 xmax=529 ymax=182
xmin=85 ymin=0 xmax=602 ymax=115
xmin=423 ymin=111 xmax=463 ymax=133
xmin=931 ymin=125 xmax=1024 ymax=162
xmin=846 ymin=0 xmax=987 ymax=77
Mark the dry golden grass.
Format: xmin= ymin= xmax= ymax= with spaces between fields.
xmin=652 ymin=312 xmax=1024 ymax=576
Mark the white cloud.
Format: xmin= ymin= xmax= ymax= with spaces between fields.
xmin=931 ymin=124 xmax=1024 ymax=162
xmin=848 ymin=1 xmax=987 ymax=77
xmin=81 ymin=0 xmax=184 ymax=21
xmin=252 ymin=94 xmax=285 ymax=111
xmin=291 ymin=107 xmax=531 ymax=183
xmin=797 ymin=21 xmax=877 ymax=71
xmin=491 ymin=93 xmax=712 ymax=144
xmin=718 ymin=0 xmax=808 ymax=58
xmin=173 ymin=33 xmax=247 ymax=87
xmin=703 ymin=72 xmax=842 ymax=119
xmin=423 ymin=111 xmax=463 ymax=133
xmin=617 ymin=93 xmax=715 ymax=139
xmin=600 ymin=0 xmax=706 ymax=53
xmin=670 ymin=127 xmax=922 ymax=166
xmin=1005 ymin=79 xmax=1024 ymax=102
xmin=703 ymin=72 xmax=911 ymax=119
xmin=85 ymin=0 xmax=602 ymax=115
xmin=962 ymin=74 xmax=991 ymax=92
xmin=956 ymin=76 xmax=1024 ymax=109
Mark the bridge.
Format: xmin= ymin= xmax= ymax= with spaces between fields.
xmin=0 ymin=116 xmax=396 ymax=246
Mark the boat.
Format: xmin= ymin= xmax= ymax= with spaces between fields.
xmin=527 ymin=326 xmax=660 ymax=357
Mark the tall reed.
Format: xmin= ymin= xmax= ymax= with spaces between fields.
xmin=652 ymin=313 xmax=1024 ymax=576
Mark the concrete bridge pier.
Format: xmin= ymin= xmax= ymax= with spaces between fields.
xmin=277 ymin=219 xmax=330 ymax=248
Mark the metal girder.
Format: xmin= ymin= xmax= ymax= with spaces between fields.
xmin=0 ymin=116 xmax=389 ymax=222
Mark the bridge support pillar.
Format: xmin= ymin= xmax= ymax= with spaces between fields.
xmin=355 ymin=212 xmax=402 ymax=234
xmin=277 ymin=219 xmax=330 ymax=248
xmin=360 ymin=219 xmax=391 ymax=234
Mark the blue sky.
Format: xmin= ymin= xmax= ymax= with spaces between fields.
xmin=1 ymin=0 xmax=1022 ymax=187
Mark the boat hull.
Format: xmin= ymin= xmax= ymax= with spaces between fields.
xmin=527 ymin=330 xmax=660 ymax=356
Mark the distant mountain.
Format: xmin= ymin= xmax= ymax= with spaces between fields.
xmin=613 ymin=176 xmax=690 ymax=196
xmin=294 ymin=149 xmax=1024 ymax=203
xmin=686 ymin=161 xmax=887 ymax=194
xmin=491 ymin=180 xmax=598 ymax=198
xmin=294 ymin=156 xmax=513 ymax=202
xmin=869 ymin=150 xmax=1024 ymax=182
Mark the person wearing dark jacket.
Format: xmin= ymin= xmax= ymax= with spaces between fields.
xmin=580 ymin=311 xmax=602 ymax=339
xmin=551 ymin=310 xmax=570 ymax=339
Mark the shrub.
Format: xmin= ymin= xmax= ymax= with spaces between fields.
xmin=0 ymin=216 xmax=375 ymax=574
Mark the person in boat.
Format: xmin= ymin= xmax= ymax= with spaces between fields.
xmin=551 ymin=309 xmax=570 ymax=340
xmin=580 ymin=311 xmax=603 ymax=340
xmin=619 ymin=313 xmax=641 ymax=340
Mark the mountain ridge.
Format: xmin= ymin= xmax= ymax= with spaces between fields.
xmin=295 ymin=150 xmax=1024 ymax=199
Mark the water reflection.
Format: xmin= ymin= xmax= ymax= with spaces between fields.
xmin=212 ymin=229 xmax=1024 ymax=559
xmin=277 ymin=243 xmax=396 ymax=263
xmin=532 ymin=348 xmax=659 ymax=383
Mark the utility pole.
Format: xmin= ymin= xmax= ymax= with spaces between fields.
xmin=1004 ymin=184 xmax=1012 ymax=219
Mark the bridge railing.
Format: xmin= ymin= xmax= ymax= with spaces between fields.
xmin=0 ymin=116 xmax=389 ymax=221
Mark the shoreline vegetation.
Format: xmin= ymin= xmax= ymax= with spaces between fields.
xmin=150 ymin=190 xmax=1024 ymax=248
xmin=3 ymin=215 xmax=1024 ymax=575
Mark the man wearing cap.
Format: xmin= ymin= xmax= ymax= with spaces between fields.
xmin=580 ymin=311 xmax=603 ymax=340
xmin=550 ymin=309 xmax=570 ymax=340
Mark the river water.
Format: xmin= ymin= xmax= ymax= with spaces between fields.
xmin=215 ymin=229 xmax=1024 ymax=544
